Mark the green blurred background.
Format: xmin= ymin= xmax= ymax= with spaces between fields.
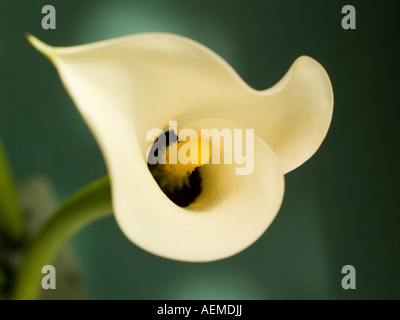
xmin=0 ymin=0 xmax=399 ymax=299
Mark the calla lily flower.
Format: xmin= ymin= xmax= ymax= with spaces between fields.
xmin=27 ymin=33 xmax=333 ymax=262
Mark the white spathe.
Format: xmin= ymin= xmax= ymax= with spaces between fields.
xmin=28 ymin=33 xmax=333 ymax=262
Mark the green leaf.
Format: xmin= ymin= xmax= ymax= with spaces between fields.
xmin=0 ymin=136 xmax=26 ymax=245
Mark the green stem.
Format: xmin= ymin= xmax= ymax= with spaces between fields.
xmin=0 ymin=136 xmax=26 ymax=244
xmin=11 ymin=176 xmax=112 ymax=300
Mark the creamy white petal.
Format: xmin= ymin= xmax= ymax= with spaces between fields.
xmin=115 ymin=118 xmax=284 ymax=262
xmin=28 ymin=33 xmax=333 ymax=173
xmin=236 ymin=56 xmax=334 ymax=173
xmin=27 ymin=33 xmax=332 ymax=261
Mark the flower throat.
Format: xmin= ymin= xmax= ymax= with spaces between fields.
xmin=148 ymin=130 xmax=211 ymax=207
